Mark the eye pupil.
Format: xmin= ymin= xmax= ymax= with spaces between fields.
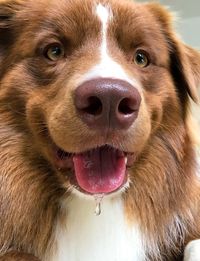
xmin=51 ymin=46 xmax=61 ymax=56
xmin=45 ymin=44 xmax=64 ymax=61
xmin=136 ymin=53 xmax=145 ymax=64
xmin=134 ymin=51 xmax=149 ymax=67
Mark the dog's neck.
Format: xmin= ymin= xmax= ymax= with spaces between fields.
xmin=45 ymin=134 xmax=200 ymax=261
xmin=47 ymin=195 xmax=146 ymax=261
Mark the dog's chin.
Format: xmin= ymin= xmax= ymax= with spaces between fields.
xmin=51 ymin=144 xmax=136 ymax=196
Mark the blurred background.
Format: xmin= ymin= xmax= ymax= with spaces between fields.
xmin=138 ymin=0 xmax=200 ymax=126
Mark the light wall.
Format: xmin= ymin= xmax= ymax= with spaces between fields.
xmin=178 ymin=16 xmax=200 ymax=48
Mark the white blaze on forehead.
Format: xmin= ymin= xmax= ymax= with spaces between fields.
xmin=96 ymin=3 xmax=110 ymax=30
xmin=79 ymin=3 xmax=140 ymax=89
xmin=96 ymin=3 xmax=110 ymax=56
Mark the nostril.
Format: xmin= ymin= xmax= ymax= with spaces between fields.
xmin=75 ymin=78 xmax=141 ymax=130
xmin=82 ymin=96 xmax=102 ymax=116
xmin=118 ymin=98 xmax=135 ymax=115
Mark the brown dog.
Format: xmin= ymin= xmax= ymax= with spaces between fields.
xmin=0 ymin=0 xmax=200 ymax=260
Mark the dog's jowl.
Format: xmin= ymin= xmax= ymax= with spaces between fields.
xmin=0 ymin=0 xmax=200 ymax=260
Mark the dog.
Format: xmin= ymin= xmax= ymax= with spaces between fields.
xmin=0 ymin=0 xmax=200 ymax=260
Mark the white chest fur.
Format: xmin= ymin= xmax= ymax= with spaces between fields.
xmin=48 ymin=196 xmax=145 ymax=261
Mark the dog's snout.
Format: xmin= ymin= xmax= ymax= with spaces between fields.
xmin=74 ymin=78 xmax=141 ymax=130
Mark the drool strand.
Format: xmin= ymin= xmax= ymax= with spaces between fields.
xmin=94 ymin=194 xmax=104 ymax=216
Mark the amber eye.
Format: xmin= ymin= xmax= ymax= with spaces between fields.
xmin=45 ymin=44 xmax=64 ymax=61
xmin=134 ymin=51 xmax=149 ymax=68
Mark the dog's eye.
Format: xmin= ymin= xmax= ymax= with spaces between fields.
xmin=134 ymin=51 xmax=149 ymax=68
xmin=45 ymin=44 xmax=64 ymax=61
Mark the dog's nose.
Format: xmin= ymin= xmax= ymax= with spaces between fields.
xmin=74 ymin=78 xmax=141 ymax=130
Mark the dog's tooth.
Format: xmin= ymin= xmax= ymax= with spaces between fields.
xmin=125 ymin=157 xmax=128 ymax=165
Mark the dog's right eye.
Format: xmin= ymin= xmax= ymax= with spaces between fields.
xmin=134 ymin=50 xmax=150 ymax=68
xmin=44 ymin=44 xmax=65 ymax=61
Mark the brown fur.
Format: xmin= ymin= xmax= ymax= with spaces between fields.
xmin=0 ymin=251 xmax=39 ymax=261
xmin=0 ymin=0 xmax=200 ymax=260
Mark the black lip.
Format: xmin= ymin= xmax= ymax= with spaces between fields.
xmin=54 ymin=144 xmax=136 ymax=170
xmin=55 ymin=144 xmax=127 ymax=161
xmin=56 ymin=148 xmax=71 ymax=159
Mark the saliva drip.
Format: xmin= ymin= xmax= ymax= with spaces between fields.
xmin=94 ymin=194 xmax=104 ymax=216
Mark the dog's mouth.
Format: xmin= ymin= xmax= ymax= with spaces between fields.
xmin=53 ymin=145 xmax=136 ymax=195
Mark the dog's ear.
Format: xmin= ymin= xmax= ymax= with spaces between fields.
xmin=0 ymin=1 xmax=23 ymax=76
xmin=0 ymin=0 xmax=22 ymax=25
xmin=168 ymin=38 xmax=200 ymax=103
xmin=147 ymin=3 xmax=200 ymax=103
xmin=0 ymin=1 xmax=22 ymax=57
xmin=0 ymin=0 xmax=18 ymax=31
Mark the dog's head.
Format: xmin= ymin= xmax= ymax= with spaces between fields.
xmin=0 ymin=0 xmax=200 ymax=196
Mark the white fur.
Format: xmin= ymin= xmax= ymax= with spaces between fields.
xmin=96 ymin=4 xmax=111 ymax=59
xmin=48 ymin=195 xmax=146 ymax=261
xmin=184 ymin=240 xmax=200 ymax=261
xmin=96 ymin=3 xmax=111 ymax=32
xmin=79 ymin=4 xmax=139 ymax=88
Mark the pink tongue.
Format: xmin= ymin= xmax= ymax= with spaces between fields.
xmin=73 ymin=146 xmax=126 ymax=194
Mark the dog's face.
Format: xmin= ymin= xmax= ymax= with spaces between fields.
xmin=0 ymin=0 xmax=200 ymax=196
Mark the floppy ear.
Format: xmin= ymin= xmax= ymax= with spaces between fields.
xmin=0 ymin=0 xmax=22 ymax=76
xmin=0 ymin=1 xmax=23 ymax=49
xmin=147 ymin=3 xmax=200 ymax=103
xmin=169 ymin=38 xmax=200 ymax=103
xmin=0 ymin=0 xmax=17 ymax=38
xmin=0 ymin=0 xmax=22 ymax=23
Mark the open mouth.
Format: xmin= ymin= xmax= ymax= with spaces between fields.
xmin=54 ymin=145 xmax=135 ymax=195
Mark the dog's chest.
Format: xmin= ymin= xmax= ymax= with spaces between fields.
xmin=48 ymin=197 xmax=145 ymax=261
